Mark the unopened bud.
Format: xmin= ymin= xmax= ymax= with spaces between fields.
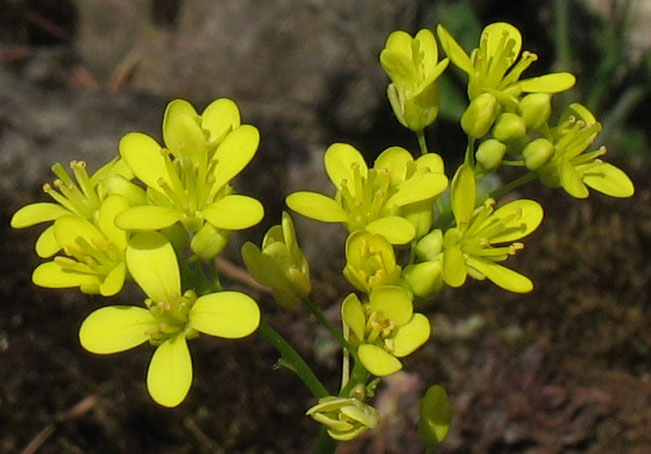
xmin=461 ymin=93 xmax=499 ymax=139
xmin=475 ymin=139 xmax=507 ymax=171
xmin=403 ymin=260 xmax=444 ymax=298
xmin=492 ymin=113 xmax=527 ymax=142
xmin=415 ymin=229 xmax=443 ymax=261
xmin=518 ymin=93 xmax=552 ymax=129
xmin=522 ymin=138 xmax=555 ymax=170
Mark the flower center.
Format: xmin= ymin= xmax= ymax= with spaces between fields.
xmin=145 ymin=290 xmax=198 ymax=345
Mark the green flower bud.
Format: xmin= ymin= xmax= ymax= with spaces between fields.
xmin=190 ymin=223 xmax=230 ymax=259
xmin=418 ymin=385 xmax=453 ymax=448
xmin=492 ymin=112 xmax=527 ymax=142
xmin=461 ymin=93 xmax=499 ymax=139
xmin=475 ymin=139 xmax=507 ymax=171
xmin=518 ymin=93 xmax=552 ymax=129
xmin=415 ymin=229 xmax=443 ymax=261
xmin=403 ymin=260 xmax=444 ymax=298
xmin=522 ymin=137 xmax=555 ymax=170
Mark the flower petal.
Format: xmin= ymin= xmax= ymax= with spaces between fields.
xmin=559 ymin=158 xmax=589 ymax=199
xmin=32 ymin=261 xmax=100 ymax=290
xmin=211 ymin=124 xmax=259 ymax=190
xmin=324 ymin=143 xmax=368 ymax=191
xmin=368 ymin=285 xmax=413 ymax=326
xmin=202 ymin=195 xmax=264 ymax=230
xmin=365 ymin=216 xmax=415 ymax=245
xmin=442 ymin=246 xmax=466 ymax=288
xmin=286 ymin=192 xmax=348 ymax=223
xmin=341 ymin=293 xmax=366 ymax=341
xmin=11 ymin=203 xmax=70 ymax=228
xmin=115 ymin=205 xmax=182 ymax=231
xmin=436 ymin=25 xmax=474 ymax=75
xmin=35 ymin=225 xmax=61 ymax=258
xmin=147 ymin=334 xmax=193 ymax=407
xmin=126 ymin=232 xmax=181 ymax=301
xmin=451 ymin=164 xmax=475 ymax=227
xmin=358 ymin=344 xmax=402 ymax=377
xmin=54 ymin=215 xmax=104 ymax=248
xmin=99 ymin=261 xmax=127 ymax=297
xmin=79 ymin=305 xmax=154 ymax=353
xmin=482 ymin=22 xmax=522 ymax=60
xmin=392 ymin=313 xmax=431 ymax=357
xmin=162 ymin=99 xmax=204 ymax=159
xmin=519 ymin=73 xmax=576 ymax=93
xmin=388 ymin=172 xmax=448 ymax=206
xmin=466 ymin=256 xmax=533 ymax=293
xmin=488 ymin=199 xmax=543 ymax=243
xmin=582 ymin=162 xmax=634 ymax=198
xmin=190 ymin=291 xmax=260 ymax=338
xmin=202 ymin=98 xmax=241 ymax=142
xmin=98 ymin=194 xmax=129 ymax=249
xmin=374 ymin=146 xmax=413 ymax=186
xmin=119 ymin=132 xmax=169 ymax=191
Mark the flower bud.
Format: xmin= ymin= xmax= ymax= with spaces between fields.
xmin=415 ymin=229 xmax=443 ymax=261
xmin=522 ymin=137 xmax=555 ymax=170
xmin=518 ymin=93 xmax=552 ymax=129
xmin=418 ymin=385 xmax=453 ymax=448
xmin=461 ymin=93 xmax=499 ymax=139
xmin=388 ymin=83 xmax=439 ymax=133
xmin=475 ymin=139 xmax=507 ymax=171
xmin=343 ymin=231 xmax=401 ymax=294
xmin=190 ymin=223 xmax=230 ymax=259
xmin=492 ymin=112 xmax=527 ymax=142
xmin=306 ymin=396 xmax=379 ymax=441
xmin=403 ymin=260 xmax=444 ymax=298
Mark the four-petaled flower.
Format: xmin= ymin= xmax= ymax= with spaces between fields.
xmin=79 ymin=231 xmax=260 ymax=407
xmin=343 ymin=231 xmax=401 ymax=294
xmin=437 ymin=22 xmax=576 ymax=109
xmin=342 ymin=285 xmax=430 ymax=377
xmin=306 ymin=396 xmax=379 ymax=441
xmin=441 ymin=164 xmax=543 ymax=293
xmin=287 ymin=144 xmax=448 ymax=245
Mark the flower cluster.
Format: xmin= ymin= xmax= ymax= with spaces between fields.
xmin=12 ymin=98 xmax=264 ymax=406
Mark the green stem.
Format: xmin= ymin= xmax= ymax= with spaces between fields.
xmin=258 ymin=321 xmax=329 ymax=398
xmin=302 ymin=297 xmax=359 ymax=362
xmin=315 ymin=427 xmax=338 ymax=454
xmin=464 ymin=137 xmax=475 ymax=167
xmin=417 ymin=130 xmax=429 ymax=155
xmin=488 ymin=171 xmax=537 ymax=201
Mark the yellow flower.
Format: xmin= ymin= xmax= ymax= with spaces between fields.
xmin=114 ymin=98 xmax=264 ymax=259
xmin=342 ymin=231 xmax=401 ymax=294
xmin=79 ymin=231 xmax=260 ymax=407
xmin=10 ymin=158 xmax=139 ymax=258
xmin=241 ymin=212 xmax=311 ymax=308
xmin=286 ymin=144 xmax=447 ymax=245
xmin=437 ymin=22 xmax=575 ymax=108
xmin=31 ymin=195 xmax=129 ymax=296
xmin=380 ymin=29 xmax=449 ymax=132
xmin=341 ymin=286 xmax=430 ymax=377
xmin=306 ymin=396 xmax=379 ymax=441
xmin=536 ymin=103 xmax=634 ymax=199
xmin=441 ymin=164 xmax=543 ymax=293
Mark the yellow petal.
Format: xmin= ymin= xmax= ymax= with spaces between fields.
xmin=384 ymin=30 xmax=413 ymax=56
xmin=119 ymin=132 xmax=170 ymax=191
xmin=466 ymin=256 xmax=533 ymax=293
xmin=190 ymin=291 xmax=260 ymax=338
xmin=115 ymin=206 xmax=181 ymax=231
xmin=436 ymin=25 xmax=474 ymax=75
xmin=341 ymin=293 xmax=365 ymax=341
xmin=79 ymin=305 xmax=154 ymax=353
xmin=442 ymin=246 xmax=466 ymax=288
xmin=324 ymin=143 xmax=368 ymax=191
xmin=11 ymin=202 xmax=70 ymax=228
xmin=393 ymin=313 xmax=431 ymax=357
xmin=98 ymin=194 xmax=129 ymax=249
xmin=358 ymin=344 xmax=402 ymax=377
xmin=416 ymin=153 xmax=445 ymax=174
xmin=35 ymin=225 xmax=61 ymax=258
xmin=368 ymin=285 xmax=413 ymax=326
xmin=388 ymin=172 xmax=448 ymax=206
xmin=451 ymin=164 xmax=476 ymax=226
xmin=488 ymin=199 xmax=544 ymax=243
xmin=519 ymin=73 xmax=576 ymax=93
xmin=212 ymin=125 xmax=259 ymax=190
xmin=559 ymin=158 xmax=589 ymax=199
xmin=126 ymin=232 xmax=181 ymax=301
xmin=582 ymin=162 xmax=634 ymax=198
xmin=32 ymin=261 xmax=100 ymax=290
xmin=54 ymin=215 xmax=104 ymax=248
xmin=364 ymin=216 xmax=415 ymax=245
xmin=99 ymin=261 xmax=127 ymax=297
xmin=201 ymin=98 xmax=241 ymax=142
xmin=482 ymin=22 xmax=521 ymax=60
xmin=202 ymin=195 xmax=264 ymax=230
xmin=147 ymin=334 xmax=193 ymax=407
xmin=162 ymin=99 xmax=203 ymax=159
xmin=286 ymin=192 xmax=348 ymax=223
xmin=416 ymin=29 xmax=439 ymax=78
xmin=374 ymin=146 xmax=413 ymax=186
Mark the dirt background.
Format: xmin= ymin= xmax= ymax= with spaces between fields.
xmin=1 ymin=1 xmax=651 ymax=453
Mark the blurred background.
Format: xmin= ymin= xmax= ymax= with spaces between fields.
xmin=1 ymin=0 xmax=651 ymax=452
